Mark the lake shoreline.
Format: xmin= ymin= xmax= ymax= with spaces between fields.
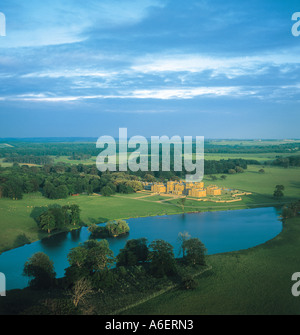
xmin=0 ymin=201 xmax=285 ymax=256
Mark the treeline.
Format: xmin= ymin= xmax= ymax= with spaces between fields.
xmin=0 ymin=163 xmax=144 ymax=200
xmin=0 ymin=142 xmax=98 ymax=158
xmin=204 ymin=159 xmax=258 ymax=174
xmin=68 ymin=153 xmax=92 ymax=161
xmin=0 ymin=140 xmax=299 ymax=158
xmin=4 ymin=154 xmax=53 ymax=165
xmin=271 ymin=155 xmax=300 ymax=168
xmin=22 ymin=234 xmax=207 ymax=309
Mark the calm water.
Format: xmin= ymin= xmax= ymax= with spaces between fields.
xmin=0 ymin=207 xmax=282 ymax=290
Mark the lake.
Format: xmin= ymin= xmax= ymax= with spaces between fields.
xmin=0 ymin=207 xmax=282 ymax=290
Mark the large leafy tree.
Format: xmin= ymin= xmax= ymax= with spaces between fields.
xmin=23 ymin=252 xmax=56 ymax=289
xmin=117 ymin=238 xmax=148 ymax=266
xmin=148 ymin=239 xmax=176 ymax=277
xmin=39 ymin=212 xmax=56 ymax=234
xmin=273 ymin=185 xmax=285 ymax=199
xmin=106 ymin=220 xmax=129 ymax=237
xmin=70 ymin=204 xmax=81 ymax=225
xmin=182 ymin=238 xmax=207 ymax=266
xmin=65 ymin=240 xmax=115 ymax=284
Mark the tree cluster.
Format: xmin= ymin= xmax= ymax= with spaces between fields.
xmin=88 ymin=220 xmax=130 ymax=238
xmin=31 ymin=204 xmax=81 ymax=234
xmin=271 ymin=155 xmax=300 ymax=168
xmin=281 ymin=200 xmax=300 ymax=219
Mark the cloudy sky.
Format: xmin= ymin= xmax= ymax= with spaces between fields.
xmin=0 ymin=0 xmax=300 ymax=138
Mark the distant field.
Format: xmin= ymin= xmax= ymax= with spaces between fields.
xmin=0 ymin=158 xmax=13 ymax=168
xmin=53 ymin=156 xmax=97 ymax=165
xmin=0 ymin=144 xmax=14 ymax=149
xmin=207 ymin=139 xmax=300 ymax=146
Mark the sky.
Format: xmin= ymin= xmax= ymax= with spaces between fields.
xmin=0 ymin=0 xmax=300 ymax=139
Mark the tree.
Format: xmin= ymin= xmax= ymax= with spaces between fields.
xmin=68 ymin=246 xmax=88 ymax=269
xmin=235 ymin=166 xmax=244 ymax=173
xmin=69 ymin=278 xmax=93 ymax=308
xmin=2 ymin=178 xmax=23 ymax=200
xmin=181 ymin=275 xmax=198 ymax=290
xmin=178 ymin=197 xmax=187 ymax=211
xmin=43 ymin=181 xmax=56 ymax=199
xmin=66 ymin=240 xmax=115 ymax=282
xmin=39 ymin=212 xmax=56 ymax=234
xmin=117 ymin=238 xmax=148 ymax=266
xmin=101 ymin=186 xmax=115 ymax=197
xmin=70 ymin=204 xmax=81 ymax=225
xmin=281 ymin=200 xmax=300 ymax=219
xmin=148 ymin=239 xmax=176 ymax=277
xmin=144 ymin=174 xmax=156 ymax=182
xmin=182 ymin=238 xmax=207 ymax=266
xmin=23 ymin=252 xmax=56 ymax=289
xmin=106 ymin=220 xmax=130 ymax=237
xmin=118 ymin=183 xmax=134 ymax=194
xmin=273 ymin=185 xmax=284 ymax=199
xmin=56 ymin=185 xmax=69 ymax=199
xmin=177 ymin=231 xmax=191 ymax=257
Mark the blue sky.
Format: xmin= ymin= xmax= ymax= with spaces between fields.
xmin=0 ymin=0 xmax=300 ymax=138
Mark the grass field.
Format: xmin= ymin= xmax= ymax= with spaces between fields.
xmin=123 ymin=215 xmax=300 ymax=315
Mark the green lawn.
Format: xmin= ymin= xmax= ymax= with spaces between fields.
xmin=123 ymin=215 xmax=300 ymax=315
xmin=53 ymin=156 xmax=97 ymax=165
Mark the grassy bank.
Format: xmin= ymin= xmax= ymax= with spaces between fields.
xmin=122 ymin=215 xmax=300 ymax=315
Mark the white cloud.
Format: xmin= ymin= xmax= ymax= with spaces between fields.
xmin=1 ymin=0 xmax=165 ymax=48
xmin=1 ymin=86 xmax=256 ymax=102
xmin=131 ymin=51 xmax=300 ymax=78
